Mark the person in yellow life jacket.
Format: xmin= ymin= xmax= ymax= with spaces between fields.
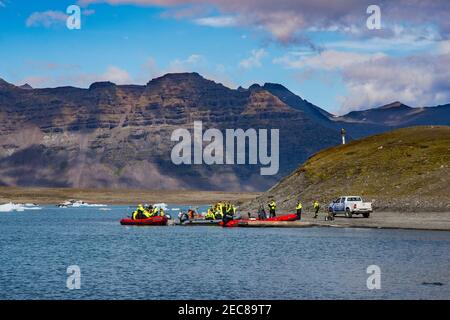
xmin=152 ymin=206 xmax=159 ymax=216
xmin=159 ymin=207 xmax=165 ymax=217
xmin=296 ymin=202 xmax=303 ymax=220
xmin=232 ymin=205 xmax=237 ymax=215
xmin=132 ymin=204 xmax=148 ymax=220
xmin=146 ymin=205 xmax=156 ymax=217
xmin=313 ymin=200 xmax=320 ymax=218
xmin=222 ymin=203 xmax=234 ymax=226
xmin=218 ymin=202 xmax=225 ymax=215
xmin=205 ymin=207 xmax=215 ymax=220
xmin=268 ymin=200 xmax=276 ymax=218
xmin=214 ymin=204 xmax=223 ymax=219
xmin=221 ymin=202 xmax=227 ymax=217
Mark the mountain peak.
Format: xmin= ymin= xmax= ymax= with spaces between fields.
xmin=263 ymin=83 xmax=289 ymax=92
xmin=248 ymin=83 xmax=262 ymax=91
xmin=378 ymin=101 xmax=411 ymax=110
xmin=147 ymin=72 xmax=204 ymax=85
xmin=89 ymin=81 xmax=116 ymax=90
xmin=19 ymin=83 xmax=33 ymax=90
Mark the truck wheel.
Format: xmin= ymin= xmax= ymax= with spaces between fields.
xmin=345 ymin=208 xmax=353 ymax=218
xmin=363 ymin=212 xmax=370 ymax=218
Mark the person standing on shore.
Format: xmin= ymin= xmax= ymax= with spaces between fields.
xmin=268 ymin=200 xmax=276 ymax=218
xmin=296 ymin=201 xmax=302 ymax=220
xmin=313 ymin=200 xmax=320 ymax=218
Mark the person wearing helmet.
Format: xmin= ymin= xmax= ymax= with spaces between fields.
xmin=132 ymin=204 xmax=148 ymax=220
xmin=268 ymin=200 xmax=276 ymax=218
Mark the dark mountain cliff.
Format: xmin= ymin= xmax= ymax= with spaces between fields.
xmin=0 ymin=73 xmax=340 ymax=191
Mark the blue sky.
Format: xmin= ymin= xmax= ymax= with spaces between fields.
xmin=1 ymin=0 xmax=449 ymax=114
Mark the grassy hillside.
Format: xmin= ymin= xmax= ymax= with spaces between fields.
xmin=242 ymin=126 xmax=450 ymax=212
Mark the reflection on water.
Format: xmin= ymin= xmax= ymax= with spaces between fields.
xmin=0 ymin=205 xmax=449 ymax=300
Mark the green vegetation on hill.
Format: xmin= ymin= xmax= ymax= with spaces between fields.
xmin=242 ymin=126 xmax=450 ymax=212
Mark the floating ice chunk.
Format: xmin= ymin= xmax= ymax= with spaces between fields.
xmin=57 ymin=200 xmax=107 ymax=207
xmin=0 ymin=202 xmax=42 ymax=212
xmin=153 ymin=203 xmax=168 ymax=211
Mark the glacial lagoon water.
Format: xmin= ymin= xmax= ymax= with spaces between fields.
xmin=0 ymin=205 xmax=449 ymax=300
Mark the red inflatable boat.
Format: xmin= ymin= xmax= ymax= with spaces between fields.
xmin=220 ymin=214 xmax=298 ymax=227
xmin=120 ymin=216 xmax=168 ymax=226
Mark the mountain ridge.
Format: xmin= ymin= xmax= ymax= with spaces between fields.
xmin=0 ymin=72 xmax=340 ymax=190
xmin=0 ymin=72 xmax=449 ymax=191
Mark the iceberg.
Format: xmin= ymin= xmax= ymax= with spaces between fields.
xmin=153 ymin=203 xmax=168 ymax=211
xmin=0 ymin=202 xmax=42 ymax=212
xmin=57 ymin=200 xmax=107 ymax=208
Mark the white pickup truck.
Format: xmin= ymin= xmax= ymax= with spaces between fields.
xmin=328 ymin=196 xmax=372 ymax=218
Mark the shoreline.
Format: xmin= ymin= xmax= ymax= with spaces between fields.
xmin=238 ymin=211 xmax=450 ymax=232
xmin=1 ymin=187 xmax=449 ymax=231
xmin=0 ymin=187 xmax=261 ymax=205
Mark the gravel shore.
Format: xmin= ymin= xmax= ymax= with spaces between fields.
xmin=269 ymin=211 xmax=450 ymax=231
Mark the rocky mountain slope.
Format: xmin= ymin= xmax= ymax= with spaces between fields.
xmin=1 ymin=72 xmax=449 ymax=191
xmin=0 ymin=73 xmax=341 ymax=191
xmin=241 ymin=126 xmax=450 ymax=212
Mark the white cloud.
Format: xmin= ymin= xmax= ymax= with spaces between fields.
xmin=26 ymin=11 xmax=67 ymax=28
xmin=194 ymin=16 xmax=237 ymax=27
xmin=18 ymin=65 xmax=132 ymax=88
xmin=100 ymin=66 xmax=132 ymax=84
xmin=327 ymin=26 xmax=440 ymax=54
xmin=274 ymin=47 xmax=450 ymax=113
xmin=338 ymin=53 xmax=450 ymax=113
xmin=274 ymin=50 xmax=385 ymax=71
xmin=239 ymin=49 xmax=267 ymax=69
xmin=168 ymin=54 xmax=204 ymax=72
xmin=78 ymin=0 xmax=450 ymax=46
xmin=438 ymin=40 xmax=450 ymax=54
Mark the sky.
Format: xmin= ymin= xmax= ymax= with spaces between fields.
xmin=1 ymin=0 xmax=450 ymax=115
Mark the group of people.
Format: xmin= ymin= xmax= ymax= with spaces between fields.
xmin=257 ymin=199 xmax=321 ymax=221
xmin=131 ymin=204 xmax=165 ymax=220
xmin=205 ymin=202 xmax=237 ymax=220
xmin=294 ymin=200 xmax=320 ymax=220
xmin=131 ymin=199 xmax=323 ymax=222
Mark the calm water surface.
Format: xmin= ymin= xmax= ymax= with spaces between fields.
xmin=0 ymin=205 xmax=449 ymax=300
